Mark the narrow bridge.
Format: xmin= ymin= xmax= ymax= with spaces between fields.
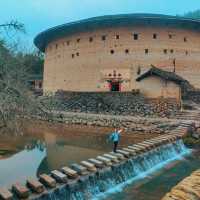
xmin=0 ymin=122 xmax=192 ymax=200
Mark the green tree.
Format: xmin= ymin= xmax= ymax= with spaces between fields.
xmin=17 ymin=51 xmax=44 ymax=76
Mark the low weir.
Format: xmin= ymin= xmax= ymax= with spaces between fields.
xmin=0 ymin=122 xmax=192 ymax=200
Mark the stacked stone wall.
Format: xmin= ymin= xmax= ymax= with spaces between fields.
xmin=50 ymin=110 xmax=181 ymax=134
xmin=55 ymin=91 xmax=180 ymax=118
xmin=183 ymin=90 xmax=200 ymax=103
xmin=162 ymin=169 xmax=200 ymax=200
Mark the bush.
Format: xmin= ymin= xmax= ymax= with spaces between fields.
xmin=183 ymin=136 xmax=200 ymax=148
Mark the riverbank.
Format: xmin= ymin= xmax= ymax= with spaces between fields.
xmin=0 ymin=119 xmax=162 ymax=162
xmin=44 ymin=111 xmax=183 ymax=135
xmin=162 ymin=169 xmax=200 ymax=200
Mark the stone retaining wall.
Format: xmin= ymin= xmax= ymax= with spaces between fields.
xmin=184 ymin=90 xmax=200 ymax=104
xmin=55 ymin=91 xmax=180 ymax=118
xmin=162 ymin=169 xmax=200 ymax=200
xmin=50 ymin=111 xmax=181 ymax=134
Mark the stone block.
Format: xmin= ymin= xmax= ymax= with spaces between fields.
xmin=103 ymin=154 xmax=119 ymax=163
xmin=116 ymin=150 xmax=130 ymax=157
xmin=122 ymin=148 xmax=136 ymax=156
xmin=39 ymin=174 xmax=56 ymax=188
xmin=88 ymin=158 xmax=104 ymax=168
xmin=12 ymin=183 xmax=29 ymax=199
xmin=0 ymin=188 xmax=13 ymax=200
xmin=109 ymin=152 xmax=125 ymax=160
xmin=70 ymin=163 xmax=89 ymax=175
xmin=142 ymin=141 xmax=156 ymax=147
xmin=51 ymin=170 xmax=68 ymax=183
xmin=26 ymin=179 xmax=44 ymax=194
xmin=128 ymin=146 xmax=144 ymax=153
xmin=61 ymin=167 xmax=79 ymax=179
xmin=136 ymin=143 xmax=152 ymax=150
xmin=96 ymin=156 xmax=112 ymax=166
xmin=80 ymin=161 xmax=97 ymax=172
xmin=131 ymin=144 xmax=147 ymax=151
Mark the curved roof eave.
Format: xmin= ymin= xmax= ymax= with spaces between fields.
xmin=34 ymin=13 xmax=200 ymax=52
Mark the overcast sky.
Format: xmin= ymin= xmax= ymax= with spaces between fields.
xmin=1 ymin=0 xmax=200 ymax=48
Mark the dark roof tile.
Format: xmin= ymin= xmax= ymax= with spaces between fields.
xmin=34 ymin=13 xmax=200 ymax=52
xmin=136 ymin=65 xmax=187 ymax=84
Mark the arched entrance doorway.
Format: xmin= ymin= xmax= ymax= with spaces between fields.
xmin=107 ymin=79 xmax=122 ymax=91
xmin=110 ymin=81 xmax=121 ymax=91
xmin=106 ymin=70 xmax=123 ymax=92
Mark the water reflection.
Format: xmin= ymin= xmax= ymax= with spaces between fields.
xmin=0 ymin=123 xmax=158 ymax=188
xmin=37 ymin=132 xmax=107 ymax=176
xmin=25 ymin=140 xmax=46 ymax=152
xmin=0 ymin=131 xmax=108 ymax=187
xmin=0 ymin=147 xmax=46 ymax=187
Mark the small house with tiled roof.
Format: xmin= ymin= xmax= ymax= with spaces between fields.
xmin=136 ymin=66 xmax=191 ymax=102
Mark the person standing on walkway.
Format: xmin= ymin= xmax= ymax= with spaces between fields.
xmin=109 ymin=128 xmax=123 ymax=153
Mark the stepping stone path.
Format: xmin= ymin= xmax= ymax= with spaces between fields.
xmin=0 ymin=122 xmax=191 ymax=200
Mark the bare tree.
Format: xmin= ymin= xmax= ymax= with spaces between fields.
xmin=0 ymin=21 xmax=57 ymax=135
xmin=0 ymin=20 xmax=25 ymax=33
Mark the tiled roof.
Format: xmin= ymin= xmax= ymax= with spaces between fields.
xmin=34 ymin=13 xmax=200 ymax=52
xmin=136 ymin=65 xmax=187 ymax=84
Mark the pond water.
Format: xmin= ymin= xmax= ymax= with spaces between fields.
xmin=0 ymin=123 xmax=150 ymax=188
xmin=0 ymin=123 xmax=199 ymax=200
xmin=104 ymin=150 xmax=200 ymax=200
xmin=0 ymin=131 xmax=109 ymax=187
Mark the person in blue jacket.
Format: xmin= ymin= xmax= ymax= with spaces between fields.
xmin=109 ymin=128 xmax=123 ymax=153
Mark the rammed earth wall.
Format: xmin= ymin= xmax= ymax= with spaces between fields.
xmin=40 ymin=22 xmax=200 ymax=92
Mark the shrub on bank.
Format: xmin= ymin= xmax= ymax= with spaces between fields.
xmin=183 ymin=136 xmax=200 ymax=148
